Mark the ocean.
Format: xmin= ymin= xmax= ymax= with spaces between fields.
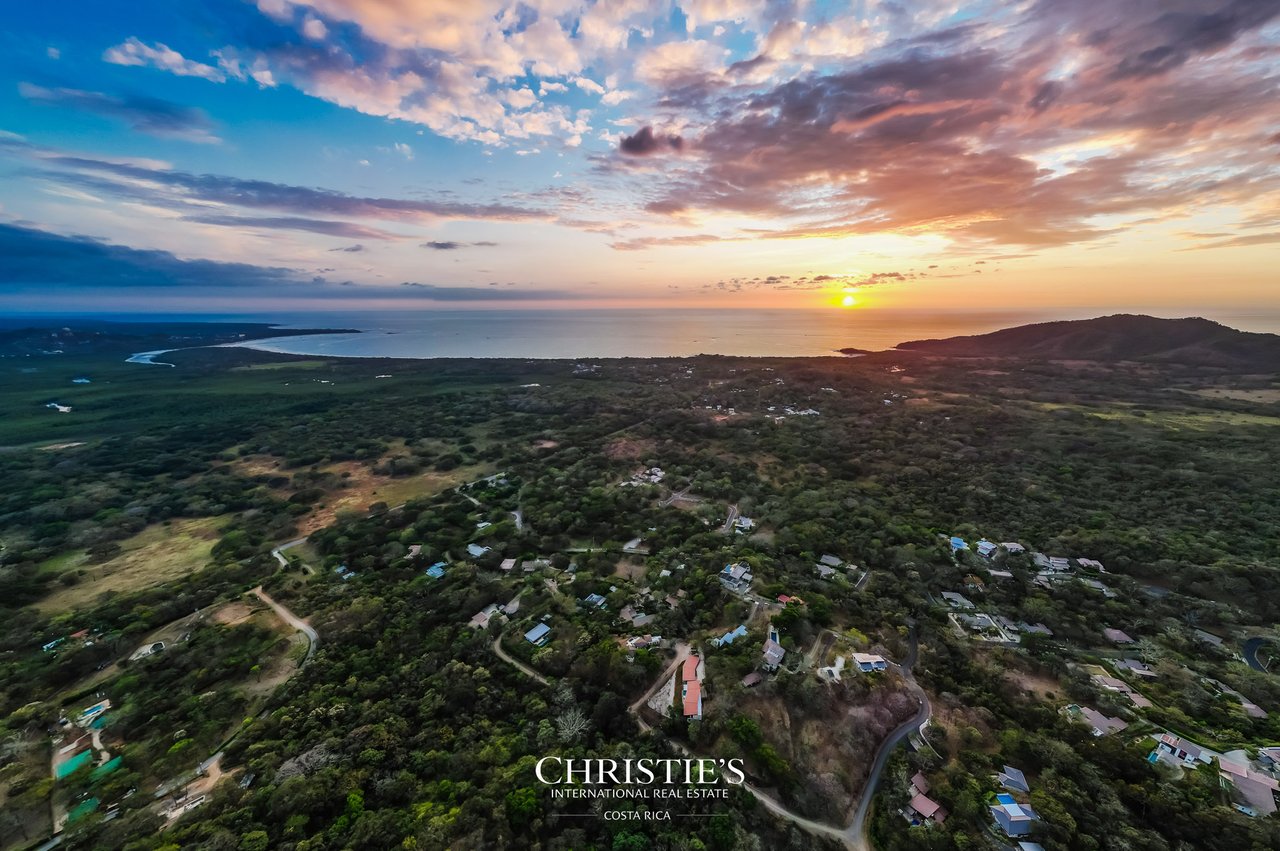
xmin=222 ymin=308 xmax=1280 ymax=360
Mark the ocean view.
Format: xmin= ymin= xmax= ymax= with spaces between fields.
xmin=226 ymin=308 xmax=1280 ymax=359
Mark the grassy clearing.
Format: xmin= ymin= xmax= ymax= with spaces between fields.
xmin=230 ymin=360 xmax=329 ymax=371
xmin=295 ymin=462 xmax=494 ymax=535
xmin=1034 ymin=401 xmax=1280 ymax=429
xmin=34 ymin=517 xmax=224 ymax=613
xmin=1185 ymin=387 xmax=1280 ymax=404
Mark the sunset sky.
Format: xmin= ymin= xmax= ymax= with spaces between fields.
xmin=1 ymin=0 xmax=1278 ymax=313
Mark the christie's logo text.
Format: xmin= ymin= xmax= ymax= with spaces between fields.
xmin=535 ymin=757 xmax=745 ymax=804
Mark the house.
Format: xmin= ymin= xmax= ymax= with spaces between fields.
xmin=499 ymin=558 xmax=517 ymax=572
xmin=819 ymin=554 xmax=843 ymax=568
xmin=1078 ymin=577 xmax=1117 ymax=598
xmin=679 ymin=655 xmax=704 ymax=719
xmin=502 ymin=596 xmax=521 ymax=615
xmin=714 ymin=624 xmax=748 ymax=646
xmin=989 ymin=569 xmax=1015 ymax=580
xmin=852 ymin=653 xmax=888 ymax=673
xmin=906 ymin=792 xmax=948 ymax=825
xmin=949 ymin=536 xmax=969 ymax=552
xmin=996 ymin=617 xmax=1053 ymax=637
xmin=681 ymin=679 xmax=702 ymax=719
xmin=1155 ymin=734 xmax=1212 ymax=765
xmin=1072 ymin=705 xmax=1128 ymax=737
xmin=1112 ymin=658 xmax=1158 ymax=678
xmin=720 ymin=562 xmax=753 ymax=591
xmin=1218 ymin=758 xmax=1279 ymax=816
xmin=1077 ymin=558 xmax=1105 ymax=572
xmin=963 ymin=574 xmax=986 ymax=592
xmin=582 ymin=593 xmax=607 ymax=610
xmin=425 ymin=563 xmax=446 ymax=579
xmin=469 ymin=604 xmax=501 ymax=630
xmin=941 ymin=592 xmax=975 ymax=610
xmin=762 ymin=638 xmax=786 ymax=670
xmin=976 ymin=539 xmax=997 ymax=559
xmin=991 ymin=794 xmax=1040 ymax=836
xmin=619 ymin=605 xmax=653 ymax=627
xmin=1001 ymin=542 xmax=1026 ymax=554
xmin=1193 ymin=629 xmax=1225 ymax=649
xmin=407 ymin=544 xmax=424 ymax=558
xmin=741 ymin=672 xmax=763 ymax=688
xmin=1103 ymin=628 xmax=1134 ymax=644
xmin=1092 ymin=674 xmax=1152 ymax=708
xmin=734 ymin=516 xmax=756 ymax=532
xmin=815 ymin=564 xmax=837 ymax=579
xmin=1257 ymin=746 xmax=1280 ymax=771
xmin=524 ymin=623 xmax=552 ymax=646
xmin=999 ymin=766 xmax=1030 ymax=793
xmin=476 ymin=520 xmax=492 ymax=530
xmin=466 ymin=543 xmax=490 ymax=558
xmin=910 ymin=772 xmax=930 ymax=795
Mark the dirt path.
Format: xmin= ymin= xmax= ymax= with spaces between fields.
xmin=251 ymin=586 xmax=318 ymax=666
xmin=629 ymin=642 xmax=691 ymax=732
xmin=491 ymin=631 xmax=551 ymax=686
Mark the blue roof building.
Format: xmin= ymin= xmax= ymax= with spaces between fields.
xmin=991 ymin=793 xmax=1039 ymax=836
xmin=425 ymin=563 xmax=446 ymax=579
xmin=949 ymin=536 xmax=969 ymax=552
xmin=524 ymin=623 xmax=552 ymax=646
xmin=714 ymin=624 xmax=748 ymax=646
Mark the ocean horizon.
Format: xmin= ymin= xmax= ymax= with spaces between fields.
xmin=228 ymin=307 xmax=1280 ymax=360
xmin=7 ymin=307 xmax=1279 ymax=360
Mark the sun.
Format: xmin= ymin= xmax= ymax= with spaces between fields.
xmin=841 ymin=294 xmax=857 ymax=308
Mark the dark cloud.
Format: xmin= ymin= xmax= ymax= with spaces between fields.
xmin=18 ymin=83 xmax=219 ymax=143
xmin=617 ymin=2 xmax=1280 ymax=249
xmin=1103 ymin=0 xmax=1280 ymax=80
xmin=183 ymin=215 xmax=397 ymax=239
xmin=8 ymin=141 xmax=548 ymax=224
xmin=0 ymin=224 xmax=568 ymax=303
xmin=0 ymin=223 xmax=297 ymax=289
xmin=619 ymin=126 xmax=685 ymax=157
xmin=329 ymin=244 xmax=366 ymax=252
xmin=421 ymin=240 xmax=500 ymax=250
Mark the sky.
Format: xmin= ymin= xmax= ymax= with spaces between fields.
xmin=1 ymin=0 xmax=1278 ymax=314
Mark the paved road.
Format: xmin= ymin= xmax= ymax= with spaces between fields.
xmin=1244 ymin=636 xmax=1274 ymax=673
xmin=623 ymin=626 xmax=930 ymax=851
xmin=845 ymin=625 xmax=928 ymax=848
xmin=622 ymin=634 xmax=931 ymax=851
xmin=252 ymin=586 xmax=319 ymax=666
xmin=721 ymin=504 xmax=740 ymax=534
xmin=270 ymin=538 xmax=311 ymax=573
xmin=491 ymin=631 xmax=551 ymax=686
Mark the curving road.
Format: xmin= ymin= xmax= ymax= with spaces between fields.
xmin=252 ymin=586 xmax=319 ymax=666
xmin=624 ymin=626 xmax=931 ymax=851
xmin=491 ymin=631 xmax=551 ymax=686
xmin=629 ymin=642 xmax=691 ymax=732
xmin=1243 ymin=636 xmax=1274 ymax=673
xmin=844 ymin=624 xmax=928 ymax=848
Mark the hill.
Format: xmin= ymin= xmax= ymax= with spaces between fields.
xmin=895 ymin=314 xmax=1280 ymax=369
